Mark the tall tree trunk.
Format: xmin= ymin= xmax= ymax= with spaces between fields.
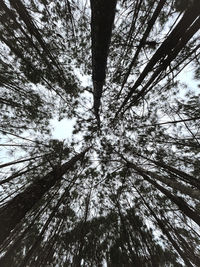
xmin=0 ymin=162 xmax=44 ymax=186
xmin=116 ymin=0 xmax=200 ymax=116
xmin=136 ymin=152 xmax=200 ymax=190
xmin=136 ymin=189 xmax=194 ymax=267
xmin=140 ymin=116 xmax=200 ymax=128
xmin=163 ymin=214 xmax=200 ymax=266
xmin=121 ymin=0 xmax=166 ymax=90
xmin=73 ymin=190 xmax=91 ymax=267
xmin=132 ymin=161 xmax=200 ymax=200
xmin=126 ymin=161 xmax=200 ymax=226
xmin=0 ymin=189 xmax=58 ymax=266
xmin=126 ymin=209 xmax=159 ymax=267
xmin=0 ymin=155 xmax=43 ymax=169
xmin=18 ymin=188 xmax=69 ymax=267
xmin=131 ymin=16 xmax=200 ymax=105
xmin=90 ymin=0 xmax=117 ymax=123
xmin=0 ymin=148 xmax=89 ymax=244
xmin=116 ymin=200 xmax=142 ymax=266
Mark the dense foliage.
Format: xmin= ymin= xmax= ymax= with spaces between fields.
xmin=0 ymin=0 xmax=200 ymax=266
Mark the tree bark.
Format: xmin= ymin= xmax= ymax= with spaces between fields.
xmin=147 ymin=168 xmax=200 ymax=201
xmin=116 ymin=200 xmax=142 ymax=267
xmin=90 ymin=0 xmax=117 ymax=121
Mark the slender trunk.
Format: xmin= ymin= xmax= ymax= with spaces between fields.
xmin=39 ymin=220 xmax=64 ymax=266
xmin=127 ymin=161 xmax=200 ymax=226
xmin=126 ymin=210 xmax=159 ymax=267
xmin=121 ymin=0 xmax=166 ymax=90
xmin=19 ymin=188 xmax=69 ymax=267
xmin=139 ymin=116 xmax=200 ymax=128
xmin=0 ymin=148 xmax=89 ymax=244
xmin=73 ymin=190 xmax=91 ymax=267
xmin=121 ymin=151 xmax=200 ymax=194
xmin=9 ymin=0 xmax=70 ymax=86
xmin=131 ymin=16 xmax=200 ymax=105
xmin=0 ymin=155 xmax=43 ymax=170
xmin=0 ymin=162 xmax=44 ymax=186
xmin=136 ymin=189 xmax=194 ymax=267
xmin=137 ymin=152 xmax=200 ymax=190
xmin=135 ymin=163 xmax=200 ymax=200
xmin=163 ymin=215 xmax=200 ymax=266
xmin=152 ymin=140 xmax=199 ymax=148
xmin=116 ymin=0 xmax=200 ymax=116
xmin=116 ymin=200 xmax=142 ymax=266
xmin=0 ymin=189 xmax=59 ymax=266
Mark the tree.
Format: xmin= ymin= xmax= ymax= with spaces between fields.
xmin=0 ymin=148 xmax=89 ymax=244
xmin=90 ymin=0 xmax=117 ymax=125
xmin=0 ymin=0 xmax=200 ymax=266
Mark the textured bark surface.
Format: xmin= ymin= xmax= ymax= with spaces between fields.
xmin=0 ymin=149 xmax=88 ymax=244
xmin=90 ymin=0 xmax=117 ymax=121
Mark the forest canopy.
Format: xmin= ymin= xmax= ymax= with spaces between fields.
xmin=0 ymin=0 xmax=200 ymax=266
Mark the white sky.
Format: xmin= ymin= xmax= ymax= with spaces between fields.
xmin=50 ymin=118 xmax=76 ymax=140
xmin=177 ymin=64 xmax=199 ymax=94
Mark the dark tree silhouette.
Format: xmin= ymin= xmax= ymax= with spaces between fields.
xmin=0 ymin=0 xmax=200 ymax=266
xmin=90 ymin=0 xmax=117 ymax=125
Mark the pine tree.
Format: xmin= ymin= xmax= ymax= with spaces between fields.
xmin=0 ymin=0 xmax=200 ymax=266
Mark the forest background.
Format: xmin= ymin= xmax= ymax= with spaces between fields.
xmin=0 ymin=0 xmax=200 ymax=266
